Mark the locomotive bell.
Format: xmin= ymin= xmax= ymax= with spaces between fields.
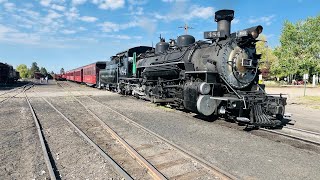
xmin=215 ymin=9 xmax=234 ymax=36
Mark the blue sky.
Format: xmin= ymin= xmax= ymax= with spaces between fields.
xmin=0 ymin=0 xmax=319 ymax=73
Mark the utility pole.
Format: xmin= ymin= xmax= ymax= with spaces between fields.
xmin=178 ymin=23 xmax=194 ymax=35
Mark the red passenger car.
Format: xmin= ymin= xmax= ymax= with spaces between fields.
xmin=66 ymin=70 xmax=75 ymax=81
xmin=83 ymin=62 xmax=106 ymax=86
xmin=74 ymin=68 xmax=83 ymax=83
xmin=65 ymin=71 xmax=69 ymax=80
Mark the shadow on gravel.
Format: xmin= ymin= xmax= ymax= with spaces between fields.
xmin=0 ymin=81 xmax=29 ymax=90
xmin=192 ymin=114 xmax=219 ymax=122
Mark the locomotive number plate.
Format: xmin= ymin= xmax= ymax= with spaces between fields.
xmin=204 ymin=31 xmax=221 ymax=39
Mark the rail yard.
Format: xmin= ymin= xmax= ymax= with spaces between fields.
xmin=0 ymin=80 xmax=319 ymax=179
xmin=1 ymin=1 xmax=320 ymax=179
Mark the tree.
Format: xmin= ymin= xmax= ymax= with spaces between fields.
xmin=256 ymin=34 xmax=279 ymax=79
xmin=40 ymin=67 xmax=48 ymax=76
xmin=16 ymin=64 xmax=29 ymax=78
xmin=29 ymin=62 xmax=40 ymax=78
xmin=274 ymin=16 xmax=320 ymax=81
xmin=60 ymin=68 xmax=65 ymax=74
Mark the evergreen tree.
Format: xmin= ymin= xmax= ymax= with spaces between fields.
xmin=29 ymin=62 xmax=40 ymax=78
xmin=40 ymin=67 xmax=48 ymax=76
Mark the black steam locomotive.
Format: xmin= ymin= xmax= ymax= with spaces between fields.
xmin=98 ymin=9 xmax=287 ymax=127
xmin=0 ymin=62 xmax=19 ymax=84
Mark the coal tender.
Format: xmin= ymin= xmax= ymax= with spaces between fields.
xmin=106 ymin=9 xmax=288 ymax=127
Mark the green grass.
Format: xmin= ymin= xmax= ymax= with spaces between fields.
xmin=312 ymin=106 xmax=320 ymax=109
xmin=300 ymin=96 xmax=320 ymax=102
xmin=297 ymin=96 xmax=320 ymax=110
xmin=157 ymin=105 xmax=174 ymax=111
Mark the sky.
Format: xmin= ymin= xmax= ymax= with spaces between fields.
xmin=0 ymin=0 xmax=319 ymax=73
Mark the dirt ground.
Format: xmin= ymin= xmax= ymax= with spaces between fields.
xmin=1 ymin=81 xmax=320 ymax=179
xmin=266 ymin=87 xmax=320 ymax=132
xmin=0 ymin=98 xmax=48 ymax=179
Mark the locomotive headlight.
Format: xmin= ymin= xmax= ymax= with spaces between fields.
xmin=237 ymin=25 xmax=263 ymax=39
xmin=251 ymin=25 xmax=263 ymax=39
xmin=251 ymin=31 xmax=259 ymax=39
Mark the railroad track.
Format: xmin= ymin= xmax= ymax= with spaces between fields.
xmin=261 ymin=127 xmax=320 ymax=146
xmin=25 ymin=82 xmax=137 ymax=179
xmin=0 ymin=82 xmax=33 ymax=104
xmin=283 ymin=126 xmax=320 ymax=136
xmin=0 ymin=85 xmax=24 ymax=97
xmin=22 ymin=84 xmax=57 ymax=180
xmin=57 ymin=81 xmax=236 ymax=179
xmin=42 ymin=98 xmax=134 ymax=179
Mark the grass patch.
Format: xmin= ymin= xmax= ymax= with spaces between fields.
xmin=157 ymin=105 xmax=174 ymax=111
xmin=312 ymin=106 xmax=320 ymax=109
xmin=296 ymin=96 xmax=320 ymax=110
xmin=300 ymin=96 xmax=320 ymax=102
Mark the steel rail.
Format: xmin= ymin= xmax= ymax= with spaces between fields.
xmin=87 ymin=96 xmax=237 ymax=180
xmin=23 ymin=85 xmax=57 ymax=180
xmin=0 ymin=85 xmax=25 ymax=97
xmin=56 ymin=81 xmax=236 ymax=179
xmin=56 ymin=82 xmax=167 ymax=180
xmin=71 ymin=96 xmax=167 ymax=180
xmin=0 ymin=83 xmax=32 ymax=104
xmin=42 ymin=97 xmax=133 ymax=180
xmin=283 ymin=126 xmax=320 ymax=136
xmin=260 ymin=128 xmax=320 ymax=146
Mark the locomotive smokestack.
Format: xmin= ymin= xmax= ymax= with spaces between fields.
xmin=215 ymin=9 xmax=234 ymax=37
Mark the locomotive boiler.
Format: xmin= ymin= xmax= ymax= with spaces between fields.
xmin=101 ymin=9 xmax=288 ymax=127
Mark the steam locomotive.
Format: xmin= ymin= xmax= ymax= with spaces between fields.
xmin=67 ymin=9 xmax=288 ymax=127
xmin=0 ymin=62 xmax=19 ymax=84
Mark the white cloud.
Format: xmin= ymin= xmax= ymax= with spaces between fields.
xmin=61 ymin=29 xmax=77 ymax=34
xmin=92 ymin=0 xmax=125 ymax=10
xmin=3 ymin=2 xmax=16 ymax=11
xmin=0 ymin=0 xmax=8 ymax=4
xmin=0 ymin=25 xmax=16 ymax=34
xmin=78 ymin=26 xmax=87 ymax=31
xmin=20 ymin=9 xmax=40 ymax=18
xmin=100 ymin=18 xmax=156 ymax=34
xmin=40 ymin=0 xmax=51 ymax=7
xmin=162 ymin=0 xmax=186 ymax=2
xmin=0 ymin=24 xmax=40 ymax=45
xmin=106 ymin=34 xmax=131 ymax=40
xmin=79 ymin=16 xmax=98 ymax=22
xmin=249 ymin=15 xmax=276 ymax=26
xmin=65 ymin=7 xmax=79 ymax=21
xmin=154 ymin=5 xmax=214 ymax=21
xmin=45 ymin=10 xmax=62 ymax=22
xmin=100 ymin=21 xmax=140 ymax=32
xmin=51 ymin=4 xmax=66 ymax=11
xmin=129 ymin=6 xmax=144 ymax=15
xmin=99 ymin=22 xmax=121 ymax=32
xmin=12 ymin=14 xmax=35 ymax=29
xmin=232 ymin=18 xmax=240 ymax=24
xmin=72 ymin=0 xmax=87 ymax=6
xmin=128 ymin=0 xmax=147 ymax=5
xmin=188 ymin=6 xmax=213 ymax=19
xmin=103 ymin=34 xmax=143 ymax=40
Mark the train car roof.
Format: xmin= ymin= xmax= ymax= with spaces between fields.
xmin=67 ymin=61 xmax=107 ymax=71
xmin=115 ymin=46 xmax=154 ymax=57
